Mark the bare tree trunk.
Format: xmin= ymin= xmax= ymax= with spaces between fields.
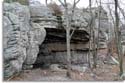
xmin=88 ymin=0 xmax=97 ymax=68
xmin=107 ymin=20 xmax=112 ymax=57
xmin=114 ymin=0 xmax=123 ymax=76
xmin=96 ymin=0 xmax=101 ymax=57
xmin=92 ymin=28 xmax=97 ymax=68
xmin=88 ymin=0 xmax=92 ymax=68
xmin=48 ymin=0 xmax=80 ymax=77
xmin=64 ymin=4 xmax=72 ymax=76
xmin=92 ymin=0 xmax=98 ymax=68
xmin=66 ymin=28 xmax=71 ymax=77
xmin=93 ymin=0 xmax=102 ymax=68
xmin=58 ymin=0 xmax=80 ymax=77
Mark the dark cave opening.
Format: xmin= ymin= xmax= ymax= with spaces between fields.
xmin=33 ymin=27 xmax=90 ymax=69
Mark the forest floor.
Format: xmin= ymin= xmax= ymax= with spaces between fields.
xmin=7 ymin=62 xmax=124 ymax=81
xmin=7 ymin=50 xmax=125 ymax=81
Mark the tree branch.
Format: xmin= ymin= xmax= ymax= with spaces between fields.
xmin=75 ymin=0 xmax=80 ymax=5
xmin=58 ymin=0 xmax=66 ymax=7
xmin=70 ymin=28 xmax=75 ymax=39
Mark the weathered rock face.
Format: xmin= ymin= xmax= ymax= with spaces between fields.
xmin=3 ymin=2 xmax=110 ymax=79
xmin=23 ymin=23 xmax=46 ymax=69
xmin=33 ymin=4 xmax=110 ymax=67
xmin=62 ymin=7 xmax=91 ymax=30
xmin=28 ymin=3 xmax=90 ymax=67
xmin=34 ymin=27 xmax=90 ymax=66
xmin=95 ymin=19 xmax=109 ymax=48
xmin=61 ymin=5 xmax=109 ymax=49
xmin=94 ymin=6 xmax=109 ymax=49
xmin=3 ymin=2 xmax=46 ymax=78
xmin=3 ymin=13 xmax=24 ymax=78
xmin=29 ymin=4 xmax=58 ymax=28
xmin=35 ymin=50 xmax=88 ymax=66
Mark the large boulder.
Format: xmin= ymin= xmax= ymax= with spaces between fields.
xmin=3 ymin=12 xmax=26 ymax=78
xmin=3 ymin=2 xmax=46 ymax=78
xmin=23 ymin=23 xmax=46 ymax=69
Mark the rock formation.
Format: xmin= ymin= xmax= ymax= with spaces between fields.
xmin=33 ymin=4 xmax=90 ymax=66
xmin=94 ymin=6 xmax=109 ymax=49
xmin=3 ymin=2 xmax=46 ymax=78
xmin=29 ymin=3 xmax=58 ymax=28
xmin=3 ymin=2 xmax=110 ymax=79
xmin=61 ymin=5 xmax=109 ymax=49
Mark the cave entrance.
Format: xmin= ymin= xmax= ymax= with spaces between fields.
xmin=33 ymin=44 xmax=90 ymax=69
xmin=33 ymin=44 xmax=50 ymax=69
xmin=33 ymin=28 xmax=90 ymax=69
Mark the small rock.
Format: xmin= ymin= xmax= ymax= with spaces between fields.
xmin=71 ymin=65 xmax=88 ymax=72
xmin=90 ymin=73 xmax=95 ymax=77
xmin=50 ymin=64 xmax=61 ymax=71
